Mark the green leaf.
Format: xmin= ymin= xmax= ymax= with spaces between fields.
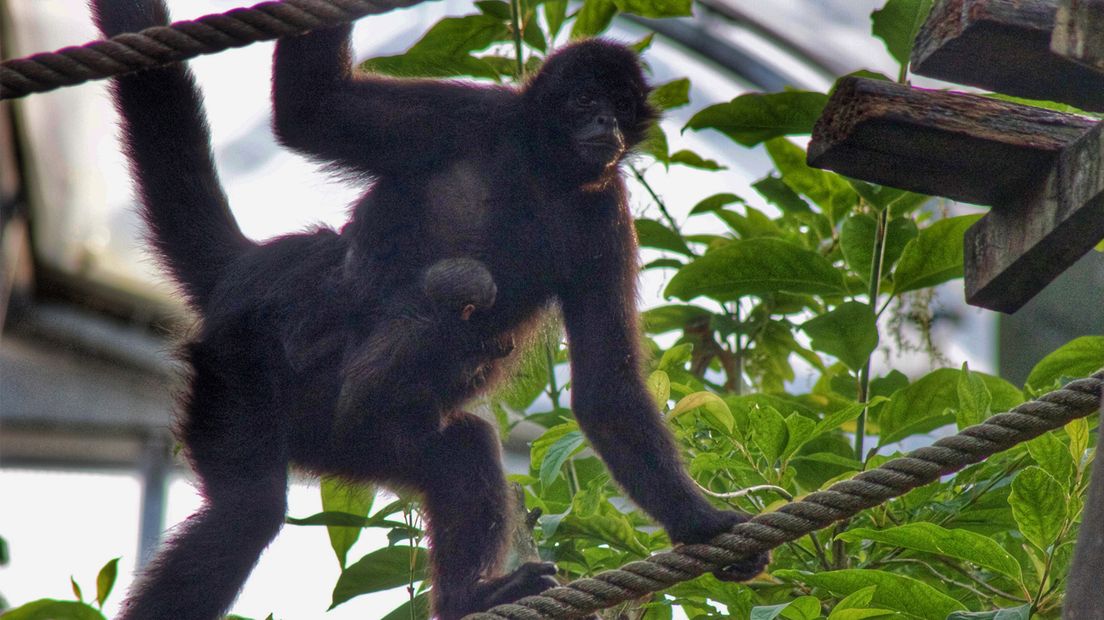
xmin=613 ymin=0 xmax=692 ymax=18
xmin=475 ymin=0 xmax=512 ymax=18
xmin=670 ymin=150 xmax=724 ymax=170
xmin=871 ymin=0 xmax=935 ymax=70
xmin=331 ymin=546 xmax=428 ymax=608
xmin=753 ymin=175 xmax=812 ymax=215
xmin=1067 ymin=417 xmax=1090 ymax=460
xmin=689 ymin=193 xmax=743 ymax=215
xmin=829 ymin=610 xmax=894 ymax=620
xmin=955 ymin=363 xmax=992 ymax=429
xmin=544 ymin=0 xmax=568 ymax=39
xmin=665 ymin=238 xmax=847 ymax=302
xmin=892 ymin=215 xmax=981 ymax=294
xmin=94 ymin=558 xmax=119 ymax=608
xmin=539 ymin=430 xmax=585 ymax=488
xmin=320 ymin=477 xmax=375 ymax=569
xmin=1025 ymin=430 xmax=1076 ymax=487
xmin=766 ymin=138 xmax=859 ymax=222
xmin=878 ymin=368 xmax=1022 ymax=446
xmin=870 ymin=370 xmax=908 ymax=398
xmin=801 ymin=302 xmax=879 ymax=372
xmin=71 ymin=577 xmax=83 ymax=602
xmin=1009 ymin=466 xmax=1068 ymax=551
xmin=685 ymin=92 xmax=828 ymax=146
xmin=647 ymin=370 xmax=671 ymax=406
xmin=658 ymin=342 xmax=694 ymax=370
xmin=946 ymin=605 xmax=1031 ymax=620
xmin=557 ymin=509 xmax=651 ymax=555
xmin=750 ymin=406 xmax=789 ymax=463
xmin=522 ymin=16 xmax=547 ymax=53
xmin=828 ymin=586 xmax=895 ymax=620
xmin=1025 ymin=336 xmax=1104 ymax=392
xmin=642 ymin=304 xmax=711 ymax=333
xmin=832 ymin=585 xmax=877 ymax=610
xmin=571 ymin=0 xmax=617 ymax=37
xmin=640 ymin=124 xmax=670 ymax=163
xmin=1 ymin=600 xmax=107 ymax=620
xmin=635 ymin=219 xmax=692 ymax=256
xmin=751 ymin=597 xmax=821 ymax=620
xmin=783 ymin=414 xmax=817 ymax=461
xmin=840 ymin=214 xmax=918 ymax=284
xmin=812 ymin=400 xmax=884 ymax=438
xmin=670 ymin=391 xmax=735 ymax=433
xmin=362 ymin=53 xmax=502 ymax=79
xmin=774 ymin=569 xmax=966 ymax=619
xmin=380 ymin=592 xmax=431 ymax=620
xmin=849 ymin=180 xmax=929 ymax=213
xmin=649 ymin=78 xmax=691 ymax=110
xmin=838 ymin=522 xmax=1022 ymax=581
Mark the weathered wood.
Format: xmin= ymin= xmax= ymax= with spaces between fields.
xmin=1064 ymin=398 xmax=1104 ymax=620
xmin=912 ymin=0 xmax=1104 ymax=112
xmin=1052 ymin=0 xmax=1104 ymax=72
xmin=965 ymin=120 xmax=1104 ymax=312
xmin=807 ymin=76 xmax=1096 ymax=206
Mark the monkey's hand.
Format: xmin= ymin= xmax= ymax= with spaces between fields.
xmin=667 ymin=510 xmax=770 ymax=582
xmin=472 ymin=562 xmax=559 ymax=611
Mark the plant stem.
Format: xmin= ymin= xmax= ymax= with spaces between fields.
xmin=855 ymin=207 xmax=889 ymax=461
xmin=545 ymin=339 xmax=562 ymax=410
xmin=509 ymin=0 xmax=524 ymax=78
xmin=630 ymin=165 xmax=683 ymax=240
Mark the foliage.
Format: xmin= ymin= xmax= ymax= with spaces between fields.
xmin=9 ymin=0 xmax=1101 ymax=618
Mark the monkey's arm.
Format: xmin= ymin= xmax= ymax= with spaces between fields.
xmin=561 ymin=276 xmax=734 ymax=544
xmin=560 ymin=232 xmax=769 ymax=581
xmin=272 ymin=25 xmax=502 ymax=176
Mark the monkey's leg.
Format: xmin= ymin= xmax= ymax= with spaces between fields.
xmin=400 ymin=413 xmax=557 ymax=620
xmin=118 ymin=334 xmax=289 ymax=620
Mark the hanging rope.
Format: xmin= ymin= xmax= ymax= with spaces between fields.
xmin=465 ymin=369 xmax=1104 ymax=620
xmin=0 ymin=0 xmax=423 ymax=100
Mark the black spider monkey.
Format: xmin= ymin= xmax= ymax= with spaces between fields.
xmin=91 ymin=0 xmax=768 ymax=618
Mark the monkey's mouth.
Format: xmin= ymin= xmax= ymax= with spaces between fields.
xmin=578 ymin=139 xmax=625 ymax=162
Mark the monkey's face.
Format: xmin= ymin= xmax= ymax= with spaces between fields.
xmin=525 ymin=39 xmax=657 ymax=180
xmin=567 ymin=87 xmax=632 ymax=169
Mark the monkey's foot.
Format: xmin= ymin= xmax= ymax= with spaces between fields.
xmin=473 ymin=561 xmax=558 ymax=610
xmin=671 ymin=510 xmax=770 ymax=582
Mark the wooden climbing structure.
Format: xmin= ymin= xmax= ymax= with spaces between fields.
xmin=807 ymin=1 xmax=1103 ymax=617
xmin=810 ymin=0 xmax=1104 ymax=315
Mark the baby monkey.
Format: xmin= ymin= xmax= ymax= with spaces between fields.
xmin=334 ymin=258 xmax=507 ymax=436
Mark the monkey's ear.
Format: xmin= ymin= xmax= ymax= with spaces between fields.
xmin=90 ymin=0 xmax=170 ymax=39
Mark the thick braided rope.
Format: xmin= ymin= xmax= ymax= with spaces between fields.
xmin=0 ymin=0 xmax=424 ymax=100
xmin=466 ymin=369 xmax=1104 ymax=620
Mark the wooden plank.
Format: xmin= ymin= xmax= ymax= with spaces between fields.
xmin=965 ymin=120 xmax=1104 ymax=312
xmin=807 ymin=76 xmax=1096 ymax=206
xmin=912 ymin=0 xmax=1104 ymax=112
xmin=1051 ymin=0 xmax=1104 ymax=72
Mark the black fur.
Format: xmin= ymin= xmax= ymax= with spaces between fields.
xmin=92 ymin=0 xmax=768 ymax=617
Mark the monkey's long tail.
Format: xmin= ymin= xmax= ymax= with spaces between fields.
xmin=92 ymin=0 xmax=254 ymax=309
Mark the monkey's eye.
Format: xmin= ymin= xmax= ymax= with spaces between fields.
xmin=574 ymin=92 xmax=595 ymax=107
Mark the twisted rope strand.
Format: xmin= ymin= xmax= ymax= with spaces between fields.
xmin=465 ymin=369 xmax=1104 ymax=619
xmin=0 ymin=0 xmax=423 ymax=99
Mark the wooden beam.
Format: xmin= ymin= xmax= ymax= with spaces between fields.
xmin=807 ymin=77 xmax=1096 ymax=206
xmin=1051 ymin=0 xmax=1104 ymax=72
xmin=912 ymin=0 xmax=1104 ymax=112
xmin=965 ymin=121 xmax=1104 ymax=312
